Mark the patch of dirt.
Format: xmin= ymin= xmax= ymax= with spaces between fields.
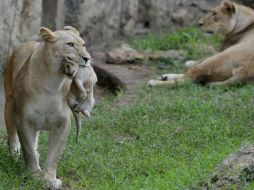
xmin=90 ymin=43 xmax=188 ymax=109
xmin=93 ymin=59 xmax=152 ymax=108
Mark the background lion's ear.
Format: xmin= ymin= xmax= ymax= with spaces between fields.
xmin=64 ymin=26 xmax=80 ymax=36
xmin=221 ymin=0 xmax=236 ymax=15
xmin=40 ymin=27 xmax=56 ymax=43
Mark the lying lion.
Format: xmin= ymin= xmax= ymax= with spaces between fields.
xmin=4 ymin=26 xmax=90 ymax=189
xmin=66 ymin=54 xmax=97 ymax=143
xmin=148 ymin=0 xmax=254 ymax=87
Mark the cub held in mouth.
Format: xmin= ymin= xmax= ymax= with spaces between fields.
xmin=67 ymin=53 xmax=97 ymax=142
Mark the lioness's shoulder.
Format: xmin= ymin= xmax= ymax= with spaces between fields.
xmin=5 ymin=41 xmax=41 ymax=93
xmin=11 ymin=42 xmax=41 ymax=61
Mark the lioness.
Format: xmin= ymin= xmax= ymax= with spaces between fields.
xmin=4 ymin=26 xmax=90 ymax=189
xmin=67 ymin=56 xmax=97 ymax=142
xmin=148 ymin=0 xmax=254 ymax=87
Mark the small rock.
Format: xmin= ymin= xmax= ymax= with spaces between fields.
xmin=172 ymin=9 xmax=188 ymax=25
xmin=203 ymin=144 xmax=254 ymax=190
xmin=106 ymin=44 xmax=145 ymax=64
xmin=105 ymin=44 xmax=186 ymax=65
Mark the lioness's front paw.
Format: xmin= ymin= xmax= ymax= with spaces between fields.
xmin=41 ymin=173 xmax=62 ymax=190
xmin=147 ymin=80 xmax=156 ymax=87
xmin=48 ymin=178 xmax=62 ymax=190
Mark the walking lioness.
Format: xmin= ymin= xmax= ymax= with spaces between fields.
xmin=148 ymin=1 xmax=254 ymax=87
xmin=4 ymin=26 xmax=90 ymax=189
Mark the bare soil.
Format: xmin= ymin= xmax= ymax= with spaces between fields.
xmin=93 ymin=59 xmax=152 ymax=108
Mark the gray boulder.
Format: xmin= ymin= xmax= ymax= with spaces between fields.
xmin=204 ymin=145 xmax=254 ymax=190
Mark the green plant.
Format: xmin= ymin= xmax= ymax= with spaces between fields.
xmin=131 ymin=26 xmax=222 ymax=61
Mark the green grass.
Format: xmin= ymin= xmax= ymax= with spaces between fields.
xmin=130 ymin=26 xmax=222 ymax=60
xmin=1 ymin=27 xmax=254 ymax=189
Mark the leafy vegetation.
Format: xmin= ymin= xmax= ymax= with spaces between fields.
xmin=1 ymin=27 xmax=254 ymax=189
xmin=130 ymin=26 xmax=222 ymax=60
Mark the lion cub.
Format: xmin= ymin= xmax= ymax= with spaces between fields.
xmin=67 ymin=55 xmax=97 ymax=142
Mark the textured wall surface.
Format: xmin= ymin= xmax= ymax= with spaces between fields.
xmin=0 ymin=0 xmax=42 ymax=63
xmin=1 ymin=0 xmax=249 ymax=63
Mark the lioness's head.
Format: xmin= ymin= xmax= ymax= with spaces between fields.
xmin=198 ymin=0 xmax=236 ymax=35
xmin=39 ymin=26 xmax=91 ymax=75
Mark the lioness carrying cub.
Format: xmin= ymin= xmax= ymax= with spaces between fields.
xmin=4 ymin=26 xmax=90 ymax=189
xmin=148 ymin=1 xmax=254 ymax=87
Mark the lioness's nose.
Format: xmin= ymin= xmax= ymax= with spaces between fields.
xmin=82 ymin=56 xmax=89 ymax=62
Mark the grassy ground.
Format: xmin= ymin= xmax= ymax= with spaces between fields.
xmin=1 ymin=26 xmax=254 ymax=189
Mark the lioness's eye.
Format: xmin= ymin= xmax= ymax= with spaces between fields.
xmin=82 ymin=43 xmax=86 ymax=47
xmin=66 ymin=42 xmax=74 ymax=47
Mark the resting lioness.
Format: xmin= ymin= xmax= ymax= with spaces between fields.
xmin=148 ymin=1 xmax=254 ymax=87
xmin=4 ymin=26 xmax=90 ymax=189
xmin=67 ymin=55 xmax=97 ymax=142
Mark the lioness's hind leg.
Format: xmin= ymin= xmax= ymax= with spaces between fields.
xmin=5 ymin=100 xmax=20 ymax=156
xmin=208 ymin=67 xmax=248 ymax=86
xmin=207 ymin=77 xmax=239 ymax=86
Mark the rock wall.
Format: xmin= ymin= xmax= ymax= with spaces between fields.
xmin=0 ymin=0 xmax=249 ymax=64
xmin=0 ymin=0 xmax=42 ymax=64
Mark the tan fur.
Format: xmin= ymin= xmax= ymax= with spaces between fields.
xmin=148 ymin=1 xmax=254 ymax=87
xmin=4 ymin=26 xmax=90 ymax=190
xmin=67 ymin=59 xmax=97 ymax=143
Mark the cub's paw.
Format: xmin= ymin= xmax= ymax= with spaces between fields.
xmin=82 ymin=110 xmax=91 ymax=117
xmin=74 ymin=105 xmax=81 ymax=112
xmin=80 ymin=90 xmax=87 ymax=99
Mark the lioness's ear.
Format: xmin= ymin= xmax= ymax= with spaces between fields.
xmin=221 ymin=0 xmax=236 ymax=15
xmin=64 ymin=26 xmax=80 ymax=36
xmin=40 ymin=27 xmax=56 ymax=43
